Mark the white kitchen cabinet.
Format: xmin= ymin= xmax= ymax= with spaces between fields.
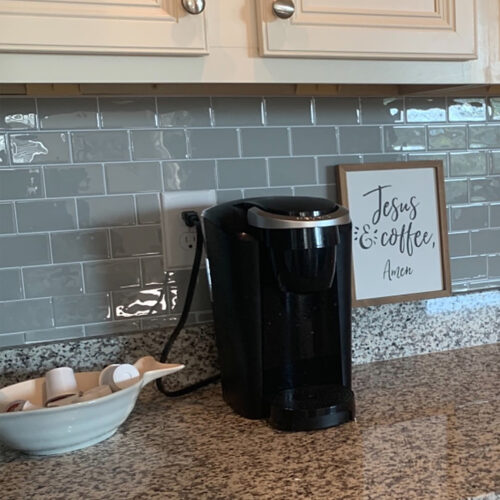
xmin=256 ymin=0 xmax=477 ymax=60
xmin=0 ymin=0 xmax=208 ymax=55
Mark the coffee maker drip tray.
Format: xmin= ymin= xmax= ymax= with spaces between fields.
xmin=269 ymin=384 xmax=355 ymax=432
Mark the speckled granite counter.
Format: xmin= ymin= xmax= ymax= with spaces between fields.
xmin=0 ymin=343 xmax=498 ymax=500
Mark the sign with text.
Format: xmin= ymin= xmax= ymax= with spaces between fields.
xmin=337 ymin=161 xmax=451 ymax=307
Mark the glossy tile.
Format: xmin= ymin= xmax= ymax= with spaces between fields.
xmin=0 ymin=98 xmax=36 ymax=129
xmin=141 ymin=256 xmax=164 ymax=286
xmin=84 ymin=321 xmax=140 ymax=337
xmin=491 ymin=203 xmax=500 ymax=226
xmin=77 ymin=196 xmax=135 ymax=228
xmin=51 ymin=229 xmax=109 ymax=263
xmin=99 ymin=97 xmax=155 ymax=128
xmin=428 ymin=126 xmax=467 ymax=150
xmin=105 ymin=161 xmax=161 ymax=194
xmin=163 ymin=160 xmax=216 ymax=190
xmin=131 ymin=129 xmax=187 ymax=160
xmin=407 ymin=153 xmax=448 ymax=174
xmin=315 ymin=97 xmax=359 ymax=125
xmin=268 ymin=157 xmax=316 ymax=186
xmin=71 ymin=131 xmax=130 ymax=162
xmin=9 ymin=132 xmax=70 ymax=164
xmin=384 ymin=126 xmax=425 ymax=151
xmin=450 ymin=152 xmax=488 ymax=176
xmin=450 ymin=205 xmax=489 ymax=231
xmin=469 ymin=177 xmax=500 ymax=202
xmin=83 ymin=259 xmax=141 ymax=293
xmin=491 ymin=152 xmax=500 ymax=173
xmin=240 ymin=128 xmax=289 ymax=157
xmin=265 ymin=97 xmax=312 ymax=125
xmin=469 ymin=125 xmax=500 ymax=149
xmin=25 ymin=326 xmax=84 ymax=344
xmin=488 ymin=97 xmax=500 ymax=120
xmin=0 ymin=332 xmax=26 ymax=348
xmin=136 ymin=193 xmax=161 ymax=224
xmin=113 ymin=287 xmax=165 ymax=319
xmin=406 ymin=97 xmax=446 ymax=123
xmin=167 ymin=269 xmax=211 ymax=314
xmin=448 ymin=98 xmax=486 ymax=122
xmin=188 ymin=129 xmax=238 ymax=159
xmin=212 ymin=97 xmax=262 ymax=126
xmin=158 ymin=97 xmax=211 ymax=128
xmin=44 ymin=164 xmax=105 ymax=197
xmin=16 ymin=199 xmax=76 ymax=232
xmin=445 ymin=179 xmax=468 ymax=204
xmin=243 ymin=186 xmax=293 ymax=198
xmin=448 ymin=232 xmax=470 ymax=257
xmin=488 ymin=255 xmax=500 ymax=276
xmin=317 ymin=155 xmax=361 ymax=184
xmin=53 ymin=293 xmax=111 ymax=326
xmin=0 ymin=135 xmax=8 ymax=165
xmin=216 ymin=189 xmax=243 ymax=203
xmin=294 ymin=184 xmax=336 ymax=200
xmin=0 ymin=203 xmax=15 ymax=233
xmin=338 ymin=126 xmax=382 ymax=154
xmin=0 ymin=269 xmax=23 ymax=301
xmin=110 ymin=225 xmax=162 ymax=257
xmin=217 ymin=158 xmax=267 ymax=189
xmin=0 ymin=299 xmax=53 ymax=334
xmin=450 ymin=256 xmax=487 ymax=280
xmin=361 ymin=98 xmax=403 ymax=124
xmin=0 ymin=234 xmax=50 ymax=268
xmin=362 ymin=153 xmax=405 ymax=163
xmin=0 ymin=167 xmax=43 ymax=200
xmin=23 ymin=264 xmax=83 ymax=298
xmin=291 ymin=127 xmax=337 ymax=155
xmin=38 ymin=98 xmax=98 ymax=129
xmin=470 ymin=229 xmax=500 ymax=254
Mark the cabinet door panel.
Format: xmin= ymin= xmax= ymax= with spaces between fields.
xmin=0 ymin=0 xmax=207 ymax=54
xmin=257 ymin=0 xmax=476 ymax=60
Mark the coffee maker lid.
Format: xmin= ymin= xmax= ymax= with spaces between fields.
xmin=246 ymin=196 xmax=350 ymax=230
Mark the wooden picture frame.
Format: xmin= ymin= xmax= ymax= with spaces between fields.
xmin=337 ymin=161 xmax=451 ymax=307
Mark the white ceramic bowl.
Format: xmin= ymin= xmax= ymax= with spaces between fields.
xmin=0 ymin=357 xmax=183 ymax=455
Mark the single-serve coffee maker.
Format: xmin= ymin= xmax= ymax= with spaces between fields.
xmin=202 ymin=196 xmax=354 ymax=431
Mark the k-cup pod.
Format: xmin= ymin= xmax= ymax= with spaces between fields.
xmin=4 ymin=400 xmax=40 ymax=412
xmin=46 ymin=393 xmax=81 ymax=408
xmin=44 ymin=366 xmax=79 ymax=405
xmin=99 ymin=364 xmax=140 ymax=391
xmin=79 ymin=385 xmax=112 ymax=402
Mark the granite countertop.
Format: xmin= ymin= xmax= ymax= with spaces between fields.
xmin=0 ymin=343 xmax=498 ymax=500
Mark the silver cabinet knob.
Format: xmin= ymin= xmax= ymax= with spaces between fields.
xmin=272 ymin=0 xmax=295 ymax=19
xmin=182 ymin=0 xmax=205 ymax=15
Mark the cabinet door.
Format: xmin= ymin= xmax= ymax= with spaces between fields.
xmin=0 ymin=0 xmax=207 ymax=55
xmin=257 ymin=0 xmax=476 ymax=60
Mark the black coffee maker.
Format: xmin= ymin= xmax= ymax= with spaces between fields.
xmin=202 ymin=196 xmax=354 ymax=431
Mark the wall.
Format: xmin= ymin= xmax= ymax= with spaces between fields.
xmin=0 ymin=95 xmax=499 ymax=349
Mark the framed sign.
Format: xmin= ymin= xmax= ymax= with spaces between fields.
xmin=337 ymin=161 xmax=451 ymax=307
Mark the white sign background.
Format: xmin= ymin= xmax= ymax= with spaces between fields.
xmin=346 ymin=167 xmax=443 ymax=300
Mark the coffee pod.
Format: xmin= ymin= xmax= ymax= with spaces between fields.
xmin=46 ymin=393 xmax=82 ymax=408
xmin=44 ymin=367 xmax=79 ymax=405
xmin=79 ymin=385 xmax=112 ymax=402
xmin=99 ymin=363 xmax=140 ymax=391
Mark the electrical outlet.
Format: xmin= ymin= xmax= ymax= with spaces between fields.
xmin=161 ymin=190 xmax=217 ymax=269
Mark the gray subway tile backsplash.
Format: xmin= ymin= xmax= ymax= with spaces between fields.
xmin=0 ymin=94 xmax=499 ymax=348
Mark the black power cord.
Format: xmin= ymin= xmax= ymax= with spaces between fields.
xmin=153 ymin=210 xmax=220 ymax=397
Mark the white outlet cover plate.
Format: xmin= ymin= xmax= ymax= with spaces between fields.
xmin=161 ymin=190 xmax=217 ymax=269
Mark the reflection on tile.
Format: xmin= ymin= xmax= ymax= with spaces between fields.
xmin=158 ymin=97 xmax=211 ymax=128
xmin=0 ymin=135 xmax=8 ymax=165
xmin=25 ymin=326 xmax=84 ymax=343
xmin=83 ymin=259 xmax=140 ymax=293
xmin=0 ymin=299 xmax=53 ymax=334
xmin=72 ymin=131 xmax=130 ymax=162
xmin=469 ymin=125 xmax=500 ymax=149
xmin=188 ymin=129 xmax=238 ymax=159
xmin=339 ymin=126 xmax=382 ymax=154
xmin=406 ymin=97 xmax=446 ymax=123
xmin=163 ymin=160 xmax=216 ymax=190
xmin=268 ymin=157 xmax=316 ymax=186
xmin=77 ymin=196 xmax=135 ymax=228
xmin=0 ymin=234 xmax=50 ymax=268
xmin=448 ymin=232 xmax=470 ymax=257
xmin=141 ymin=257 xmax=165 ymax=286
xmin=84 ymin=321 xmax=140 ymax=337
xmin=51 ymin=230 xmax=109 ymax=263
xmin=0 ymin=203 xmax=15 ymax=234
xmin=99 ymin=97 xmax=156 ymax=128
xmin=0 ymin=167 xmax=43 ymax=200
xmin=0 ymin=269 xmax=23 ymax=300
xmin=53 ymin=293 xmax=111 ymax=326
xmin=450 ymin=205 xmax=489 ymax=231
xmin=16 ymin=199 xmax=76 ymax=232
xmin=113 ymin=287 xmax=166 ymax=319
xmin=450 ymin=152 xmax=487 ymax=176
xmin=240 ymin=128 xmax=289 ymax=157
xmin=23 ymin=264 xmax=83 ymax=298
xmin=105 ymin=161 xmax=161 ymax=194
xmin=217 ymin=158 xmax=267 ymax=189
xmin=131 ymin=130 xmax=187 ymax=160
xmin=428 ymin=126 xmax=467 ymax=150
xmin=470 ymin=228 xmax=500 ymax=254
xmin=488 ymin=97 xmax=500 ymax=121
xmin=212 ymin=97 xmax=262 ymax=126
xmin=44 ymin=164 xmax=104 ymax=197
xmin=110 ymin=225 xmax=162 ymax=257
xmin=38 ymin=98 xmax=98 ymax=129
xmin=445 ymin=179 xmax=468 ymax=204
xmin=0 ymin=98 xmax=36 ymax=129
xmin=10 ymin=132 xmax=70 ymax=164
xmin=450 ymin=256 xmax=487 ymax=280
xmin=448 ymin=98 xmax=486 ymax=122
xmin=317 ymin=155 xmax=361 ymax=184
xmin=265 ymin=97 xmax=312 ymax=125
xmin=167 ymin=269 xmax=211 ymax=314
xmin=136 ymin=193 xmax=161 ymax=224
xmin=470 ymin=177 xmax=500 ymax=202
xmin=361 ymin=98 xmax=403 ymax=124
xmin=291 ymin=127 xmax=337 ymax=155
xmin=407 ymin=153 xmax=448 ymax=174
xmin=384 ymin=126 xmax=425 ymax=151
xmin=315 ymin=98 xmax=359 ymax=125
